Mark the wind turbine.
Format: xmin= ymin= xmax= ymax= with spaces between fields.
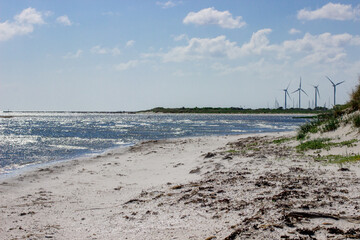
xmin=326 ymin=76 xmax=344 ymax=106
xmin=292 ymin=77 xmax=308 ymax=109
xmin=282 ymin=82 xmax=291 ymax=109
xmin=312 ymin=85 xmax=320 ymax=109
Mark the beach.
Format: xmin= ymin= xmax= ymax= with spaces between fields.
xmin=1 ymin=131 xmax=360 ymax=239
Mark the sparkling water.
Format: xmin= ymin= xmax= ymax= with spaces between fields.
xmin=0 ymin=112 xmax=308 ymax=174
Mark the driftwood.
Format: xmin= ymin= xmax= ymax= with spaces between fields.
xmin=286 ymin=211 xmax=340 ymax=220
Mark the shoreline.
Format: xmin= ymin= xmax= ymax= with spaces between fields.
xmin=1 ymin=131 xmax=360 ymax=239
xmin=0 ymin=130 xmax=297 ymax=180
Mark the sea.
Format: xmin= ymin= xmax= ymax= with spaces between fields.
xmin=0 ymin=112 xmax=309 ymax=175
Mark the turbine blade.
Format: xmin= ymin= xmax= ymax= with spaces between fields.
xmin=326 ymin=76 xmax=335 ymax=86
xmin=287 ymin=91 xmax=291 ymax=100
xmin=336 ymin=81 xmax=345 ymax=86
xmin=317 ymin=88 xmax=320 ymax=98
xmin=292 ymin=89 xmax=299 ymax=94
xmin=286 ymin=81 xmax=291 ymax=90
xmin=301 ymin=89 xmax=308 ymax=96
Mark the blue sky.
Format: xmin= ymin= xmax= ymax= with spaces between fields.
xmin=1 ymin=0 xmax=360 ymax=111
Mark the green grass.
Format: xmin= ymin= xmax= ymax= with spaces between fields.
xmin=314 ymin=154 xmax=360 ymax=164
xmin=296 ymin=138 xmax=331 ymax=151
xmin=296 ymin=138 xmax=357 ymax=152
xmin=227 ymin=149 xmax=239 ymax=153
xmin=337 ymin=139 xmax=357 ymax=147
xmin=272 ymin=137 xmax=293 ymax=144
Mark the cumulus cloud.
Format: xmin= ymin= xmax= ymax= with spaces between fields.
xmin=91 ymin=45 xmax=121 ymax=56
xmin=0 ymin=7 xmax=44 ymax=41
xmin=162 ymin=29 xmax=271 ymax=62
xmin=156 ymin=1 xmax=178 ymax=9
xmin=126 ymin=40 xmax=135 ymax=47
xmin=115 ymin=60 xmax=138 ymax=71
xmin=162 ymin=35 xmax=241 ymax=62
xmin=280 ymin=32 xmax=360 ymax=64
xmin=289 ymin=28 xmax=301 ymax=34
xmin=240 ymin=28 xmax=272 ymax=55
xmin=56 ymin=15 xmax=72 ymax=26
xmin=14 ymin=7 xmax=45 ymax=24
xmin=298 ymin=3 xmax=360 ymax=21
xmin=157 ymin=28 xmax=360 ymax=66
xmin=183 ymin=7 xmax=246 ymax=29
xmin=63 ymin=49 xmax=83 ymax=59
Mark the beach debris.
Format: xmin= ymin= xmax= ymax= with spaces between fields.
xmin=124 ymin=199 xmax=145 ymax=204
xmin=204 ymin=152 xmax=216 ymax=158
xmin=285 ymin=211 xmax=340 ymax=221
xmin=189 ymin=167 xmax=201 ymax=174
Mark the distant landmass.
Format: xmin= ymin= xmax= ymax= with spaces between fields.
xmin=141 ymin=107 xmax=330 ymax=114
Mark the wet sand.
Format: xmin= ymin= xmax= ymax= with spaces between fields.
xmin=1 ymin=131 xmax=360 ymax=239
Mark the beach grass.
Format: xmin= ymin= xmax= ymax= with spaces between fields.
xmin=296 ymin=138 xmax=357 ymax=152
xmin=314 ymin=154 xmax=360 ymax=164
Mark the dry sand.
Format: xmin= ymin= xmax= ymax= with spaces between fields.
xmin=1 ymin=130 xmax=360 ymax=239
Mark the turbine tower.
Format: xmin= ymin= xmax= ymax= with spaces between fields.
xmin=292 ymin=77 xmax=307 ymax=109
xmin=312 ymin=85 xmax=320 ymax=109
xmin=326 ymin=76 xmax=344 ymax=106
xmin=282 ymin=82 xmax=291 ymax=109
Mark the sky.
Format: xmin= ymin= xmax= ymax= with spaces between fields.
xmin=1 ymin=0 xmax=360 ymax=111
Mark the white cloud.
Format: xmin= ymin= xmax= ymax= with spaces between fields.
xmin=298 ymin=3 xmax=360 ymax=21
xmin=289 ymin=28 xmax=301 ymax=35
xmin=14 ymin=7 xmax=45 ymax=24
xmin=126 ymin=40 xmax=135 ymax=47
xmin=115 ymin=60 xmax=139 ymax=71
xmin=63 ymin=49 xmax=83 ymax=59
xmin=91 ymin=45 xmax=121 ymax=56
xmin=280 ymin=32 xmax=360 ymax=64
xmin=211 ymin=59 xmax=267 ymax=75
xmin=173 ymin=34 xmax=188 ymax=41
xmin=158 ymin=28 xmax=360 ymax=67
xmin=111 ymin=47 xmax=121 ymax=56
xmin=162 ymin=29 xmax=272 ymax=62
xmin=156 ymin=1 xmax=178 ymax=9
xmin=56 ymin=15 xmax=72 ymax=26
xmin=0 ymin=7 xmax=44 ymax=41
xmin=240 ymin=28 xmax=272 ymax=55
xmin=183 ymin=7 xmax=246 ymax=29
xmin=162 ymin=35 xmax=242 ymax=62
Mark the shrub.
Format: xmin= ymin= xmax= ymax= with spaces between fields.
xmin=353 ymin=114 xmax=360 ymax=128
xmin=322 ymin=118 xmax=340 ymax=132
xmin=350 ymin=77 xmax=360 ymax=111
xmin=296 ymin=120 xmax=321 ymax=140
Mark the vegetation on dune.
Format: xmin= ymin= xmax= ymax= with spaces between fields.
xmin=353 ymin=114 xmax=360 ymax=128
xmin=296 ymin=77 xmax=360 ymax=140
xmin=272 ymin=137 xmax=294 ymax=144
xmin=350 ymin=77 xmax=360 ymax=111
xmin=314 ymin=154 xmax=360 ymax=164
xmin=296 ymin=138 xmax=357 ymax=152
xmin=296 ymin=138 xmax=332 ymax=151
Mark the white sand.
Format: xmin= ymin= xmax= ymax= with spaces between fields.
xmin=1 ymin=131 xmax=360 ymax=239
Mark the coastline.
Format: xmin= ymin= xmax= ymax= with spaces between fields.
xmin=1 ymin=131 xmax=360 ymax=239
